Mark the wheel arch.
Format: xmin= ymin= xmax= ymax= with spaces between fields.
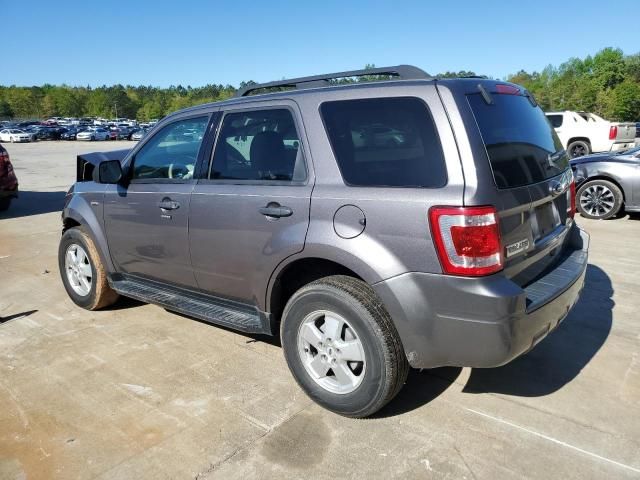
xmin=62 ymin=196 xmax=115 ymax=273
xmin=567 ymin=137 xmax=591 ymax=148
xmin=267 ymin=255 xmax=371 ymax=326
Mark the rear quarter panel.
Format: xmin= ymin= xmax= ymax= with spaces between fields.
xmin=290 ymin=83 xmax=465 ymax=285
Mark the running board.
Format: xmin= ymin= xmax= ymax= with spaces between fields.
xmin=108 ymin=275 xmax=271 ymax=335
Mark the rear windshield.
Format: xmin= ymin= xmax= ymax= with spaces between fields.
xmin=468 ymin=93 xmax=568 ymax=189
xmin=320 ymin=97 xmax=447 ymax=188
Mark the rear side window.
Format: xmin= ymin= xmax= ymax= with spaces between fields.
xmin=210 ymin=109 xmax=305 ymax=182
xmin=468 ymin=93 xmax=568 ymax=189
xmin=320 ymin=97 xmax=447 ymax=188
xmin=546 ymin=114 xmax=563 ymax=128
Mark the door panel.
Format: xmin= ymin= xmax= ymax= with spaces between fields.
xmin=189 ymin=184 xmax=311 ymax=304
xmin=104 ymin=183 xmax=197 ymax=287
xmin=189 ymin=103 xmax=312 ymax=307
xmin=103 ymin=114 xmax=211 ymax=288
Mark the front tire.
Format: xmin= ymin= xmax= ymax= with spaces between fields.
xmin=281 ymin=275 xmax=408 ymax=418
xmin=567 ymin=140 xmax=590 ymax=158
xmin=577 ymin=179 xmax=623 ymax=219
xmin=58 ymin=227 xmax=119 ymax=310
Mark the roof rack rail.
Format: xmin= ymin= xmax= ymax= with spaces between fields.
xmin=235 ymin=64 xmax=430 ymax=97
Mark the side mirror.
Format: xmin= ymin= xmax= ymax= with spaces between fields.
xmin=98 ymin=160 xmax=124 ymax=184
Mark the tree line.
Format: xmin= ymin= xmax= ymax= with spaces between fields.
xmin=1 ymin=48 xmax=638 ymax=122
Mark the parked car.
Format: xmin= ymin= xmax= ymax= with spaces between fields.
xmin=635 ymin=122 xmax=640 ymax=140
xmin=58 ymin=65 xmax=589 ymax=418
xmin=115 ymin=127 xmax=133 ymax=140
xmin=22 ymin=126 xmax=40 ymax=142
xmin=0 ymin=129 xmax=31 ymax=143
xmin=131 ymin=128 xmax=148 ymax=141
xmin=77 ymin=128 xmax=110 ymax=141
xmin=570 ymin=145 xmax=640 ymax=219
xmin=0 ymin=144 xmax=18 ymax=211
xmin=546 ymin=111 xmax=636 ymax=158
xmin=60 ymin=127 xmax=84 ymax=140
xmin=28 ymin=126 xmax=65 ymax=141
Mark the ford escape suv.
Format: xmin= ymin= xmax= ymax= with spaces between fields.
xmin=58 ymin=65 xmax=589 ymax=417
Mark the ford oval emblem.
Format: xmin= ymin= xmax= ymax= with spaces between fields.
xmin=549 ymin=180 xmax=564 ymax=196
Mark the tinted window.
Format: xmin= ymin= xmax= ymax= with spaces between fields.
xmin=320 ymin=97 xmax=446 ymax=188
xmin=132 ymin=116 xmax=208 ymax=181
xmin=468 ymin=93 xmax=569 ymax=189
xmin=210 ymin=109 xmax=305 ymax=182
xmin=547 ymin=114 xmax=563 ymax=128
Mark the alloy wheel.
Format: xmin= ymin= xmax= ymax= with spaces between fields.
xmin=297 ymin=310 xmax=366 ymax=394
xmin=580 ymin=184 xmax=615 ymax=217
xmin=64 ymin=244 xmax=93 ymax=296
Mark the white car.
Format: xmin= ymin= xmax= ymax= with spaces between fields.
xmin=0 ymin=129 xmax=32 ymax=143
xmin=546 ymin=111 xmax=636 ymax=158
xmin=76 ymin=128 xmax=110 ymax=141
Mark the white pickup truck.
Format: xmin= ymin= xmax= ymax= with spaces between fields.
xmin=545 ymin=111 xmax=636 ymax=158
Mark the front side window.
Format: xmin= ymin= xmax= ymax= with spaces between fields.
xmin=320 ymin=97 xmax=447 ymax=188
xmin=210 ymin=109 xmax=305 ymax=182
xmin=131 ymin=116 xmax=209 ymax=181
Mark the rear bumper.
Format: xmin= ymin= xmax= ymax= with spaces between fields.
xmin=610 ymin=141 xmax=635 ymax=152
xmin=374 ymin=225 xmax=589 ymax=369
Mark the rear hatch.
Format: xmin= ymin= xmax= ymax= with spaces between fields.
xmin=464 ymin=82 xmax=574 ymax=286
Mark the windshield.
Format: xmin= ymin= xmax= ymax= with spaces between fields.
xmin=468 ymin=93 xmax=569 ymax=189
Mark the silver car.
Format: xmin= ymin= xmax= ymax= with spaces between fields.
xmin=0 ymin=129 xmax=31 ymax=143
xmin=571 ymin=145 xmax=640 ymax=219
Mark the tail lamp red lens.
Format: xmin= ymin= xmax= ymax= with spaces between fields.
xmin=429 ymin=206 xmax=503 ymax=276
xmin=568 ymin=178 xmax=576 ymax=218
xmin=609 ymin=125 xmax=618 ymax=140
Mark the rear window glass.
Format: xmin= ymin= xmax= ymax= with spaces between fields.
xmin=546 ymin=114 xmax=563 ymax=128
xmin=320 ymin=97 xmax=447 ymax=188
xmin=468 ymin=93 xmax=569 ymax=189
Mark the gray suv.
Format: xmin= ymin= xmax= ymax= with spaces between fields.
xmin=58 ymin=65 xmax=589 ymax=417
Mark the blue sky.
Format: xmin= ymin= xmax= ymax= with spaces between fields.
xmin=2 ymin=0 xmax=638 ymax=88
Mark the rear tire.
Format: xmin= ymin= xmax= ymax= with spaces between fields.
xmin=567 ymin=140 xmax=590 ymax=158
xmin=280 ymin=275 xmax=408 ymax=418
xmin=58 ymin=227 xmax=119 ymax=310
xmin=577 ymin=179 xmax=623 ymax=220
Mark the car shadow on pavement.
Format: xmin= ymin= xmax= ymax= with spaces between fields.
xmin=461 ymin=264 xmax=613 ymax=397
xmin=0 ymin=190 xmax=66 ymax=219
xmin=374 ymin=367 xmax=463 ymax=418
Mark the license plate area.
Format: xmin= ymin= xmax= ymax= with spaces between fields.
xmin=533 ymin=202 xmax=560 ymax=240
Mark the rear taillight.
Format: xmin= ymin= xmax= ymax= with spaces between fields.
xmin=429 ymin=206 xmax=503 ymax=276
xmin=568 ymin=179 xmax=576 ymax=218
xmin=609 ymin=125 xmax=617 ymax=140
xmin=0 ymin=150 xmax=8 ymax=171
